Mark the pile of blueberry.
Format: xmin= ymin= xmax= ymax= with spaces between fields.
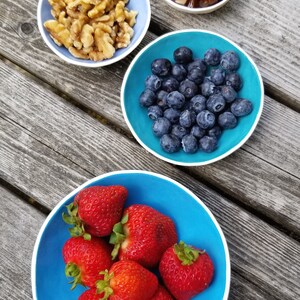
xmin=139 ymin=46 xmax=253 ymax=154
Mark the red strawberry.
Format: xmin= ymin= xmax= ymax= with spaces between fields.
xmin=63 ymin=185 xmax=128 ymax=239
xmin=96 ymin=260 xmax=158 ymax=300
xmin=151 ymin=285 xmax=174 ymax=300
xmin=109 ymin=204 xmax=178 ymax=268
xmin=159 ymin=241 xmax=214 ymax=300
xmin=78 ymin=288 xmax=103 ymax=300
xmin=62 ymin=236 xmax=113 ymax=289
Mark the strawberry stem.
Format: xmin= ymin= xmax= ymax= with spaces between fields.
xmin=65 ymin=262 xmax=83 ymax=290
xmin=62 ymin=203 xmax=91 ymax=240
xmin=96 ymin=270 xmax=114 ymax=300
xmin=109 ymin=214 xmax=128 ymax=260
xmin=174 ymin=241 xmax=205 ymax=266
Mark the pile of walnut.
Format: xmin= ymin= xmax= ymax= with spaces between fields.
xmin=44 ymin=0 xmax=138 ymax=61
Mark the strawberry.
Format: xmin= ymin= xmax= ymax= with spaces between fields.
xmin=151 ymin=285 xmax=174 ymax=300
xmin=63 ymin=185 xmax=128 ymax=239
xmin=159 ymin=241 xmax=214 ymax=300
xmin=96 ymin=260 xmax=158 ymax=300
xmin=109 ymin=204 xmax=178 ymax=268
xmin=62 ymin=236 xmax=113 ymax=289
xmin=78 ymin=288 xmax=103 ymax=300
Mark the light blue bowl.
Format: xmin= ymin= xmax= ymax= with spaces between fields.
xmin=32 ymin=170 xmax=230 ymax=300
xmin=121 ymin=30 xmax=264 ymax=166
xmin=37 ymin=0 xmax=151 ymax=67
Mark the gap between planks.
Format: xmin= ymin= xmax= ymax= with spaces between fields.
xmin=1 ymin=56 xmax=299 ymax=243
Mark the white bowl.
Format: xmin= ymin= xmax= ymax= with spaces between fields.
xmin=37 ymin=0 xmax=151 ymax=67
xmin=163 ymin=0 xmax=230 ymax=14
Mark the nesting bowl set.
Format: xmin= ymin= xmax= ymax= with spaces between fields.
xmin=34 ymin=0 xmax=264 ymax=299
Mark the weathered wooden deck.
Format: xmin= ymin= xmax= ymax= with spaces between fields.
xmin=0 ymin=0 xmax=299 ymax=299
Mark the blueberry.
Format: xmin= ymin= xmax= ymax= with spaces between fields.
xmin=171 ymin=64 xmax=187 ymax=82
xmin=204 ymin=48 xmax=221 ymax=66
xmin=220 ymin=51 xmax=240 ymax=71
xmin=207 ymin=94 xmax=226 ymax=113
xmin=152 ymin=117 xmax=171 ymax=137
xmin=196 ymin=110 xmax=216 ymax=129
xmin=208 ymin=126 xmax=222 ymax=139
xmin=225 ymin=72 xmax=243 ymax=91
xmin=187 ymin=67 xmax=205 ymax=85
xmin=172 ymin=125 xmax=189 ymax=140
xmin=182 ymin=134 xmax=198 ymax=153
xmin=160 ymin=134 xmax=181 ymax=153
xmin=179 ymin=110 xmax=196 ymax=128
xmin=210 ymin=68 xmax=225 ymax=86
xmin=218 ymin=112 xmax=237 ymax=129
xmin=145 ymin=75 xmax=162 ymax=91
xmin=151 ymin=59 xmax=172 ymax=77
xmin=187 ymin=59 xmax=207 ymax=72
xmin=139 ymin=89 xmax=156 ymax=107
xmin=166 ymin=91 xmax=185 ymax=109
xmin=174 ymin=47 xmax=193 ymax=64
xmin=199 ymin=136 xmax=218 ymax=153
xmin=147 ymin=105 xmax=163 ymax=120
xmin=156 ymin=90 xmax=168 ymax=109
xmin=179 ymin=79 xmax=198 ymax=99
xmin=189 ymin=95 xmax=206 ymax=113
xmin=201 ymin=79 xmax=217 ymax=97
xmin=221 ymin=85 xmax=237 ymax=103
xmin=191 ymin=125 xmax=206 ymax=139
xmin=162 ymin=77 xmax=179 ymax=93
xmin=231 ymin=98 xmax=253 ymax=117
xmin=164 ymin=108 xmax=181 ymax=124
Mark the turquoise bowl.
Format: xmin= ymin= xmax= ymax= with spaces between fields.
xmin=32 ymin=170 xmax=230 ymax=300
xmin=121 ymin=30 xmax=264 ymax=166
xmin=37 ymin=0 xmax=151 ymax=67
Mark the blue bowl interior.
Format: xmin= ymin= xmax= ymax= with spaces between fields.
xmin=35 ymin=172 xmax=228 ymax=299
xmin=123 ymin=31 xmax=263 ymax=164
xmin=39 ymin=0 xmax=150 ymax=64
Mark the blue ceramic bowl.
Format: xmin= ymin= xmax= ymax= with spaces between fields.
xmin=121 ymin=30 xmax=264 ymax=166
xmin=31 ymin=170 xmax=230 ymax=300
xmin=37 ymin=0 xmax=151 ymax=67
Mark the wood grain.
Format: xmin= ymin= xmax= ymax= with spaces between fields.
xmin=1 ymin=60 xmax=300 ymax=299
xmin=0 ymin=185 xmax=45 ymax=300
xmin=0 ymin=0 xmax=299 ymax=177
xmin=1 ymin=58 xmax=299 ymax=235
xmin=150 ymin=0 xmax=300 ymax=111
xmin=0 ymin=0 xmax=300 ymax=112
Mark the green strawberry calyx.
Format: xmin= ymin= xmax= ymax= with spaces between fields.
xmin=174 ymin=241 xmax=205 ymax=266
xmin=65 ymin=262 xmax=83 ymax=290
xmin=62 ymin=203 xmax=91 ymax=241
xmin=96 ymin=270 xmax=114 ymax=300
xmin=109 ymin=214 xmax=128 ymax=260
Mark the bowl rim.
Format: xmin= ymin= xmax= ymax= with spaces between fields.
xmin=36 ymin=0 xmax=151 ymax=67
xmin=163 ymin=0 xmax=230 ymax=14
xmin=31 ymin=170 xmax=231 ymax=300
xmin=120 ymin=29 xmax=264 ymax=166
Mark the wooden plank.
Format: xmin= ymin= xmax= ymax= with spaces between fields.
xmin=0 ymin=0 xmax=299 ymax=179
xmin=0 ymin=0 xmax=299 ymax=177
xmin=0 ymin=185 xmax=276 ymax=300
xmin=1 ymin=60 xmax=300 ymax=299
xmin=0 ymin=185 xmax=45 ymax=300
xmin=0 ymin=0 xmax=299 ymax=112
xmin=1 ymin=59 xmax=299 ymax=235
xmin=229 ymin=271 xmax=277 ymax=300
xmin=0 ymin=0 xmax=155 ymax=127
xmin=150 ymin=0 xmax=300 ymax=111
